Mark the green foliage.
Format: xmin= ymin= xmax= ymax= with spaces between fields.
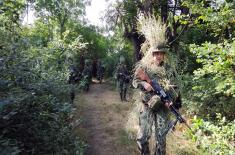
xmin=0 ymin=1 xmax=89 ymax=154
xmin=0 ymin=0 xmax=25 ymax=27
xmin=176 ymin=2 xmax=235 ymax=154
xmin=22 ymin=19 xmax=52 ymax=46
xmin=0 ymin=35 xmax=87 ymax=154
xmin=182 ymin=40 xmax=235 ymax=119
xmin=178 ymin=0 xmax=235 ymax=120
xmin=188 ymin=114 xmax=235 ymax=155
xmin=191 ymin=40 xmax=235 ymax=97
xmin=103 ymin=36 xmax=134 ymax=77
xmin=34 ymin=0 xmax=90 ymax=38
xmin=182 ymin=1 xmax=234 ymax=40
xmin=121 ymin=0 xmax=138 ymax=30
xmin=1 ymin=0 xmax=233 ymax=154
xmin=77 ymin=25 xmax=108 ymax=60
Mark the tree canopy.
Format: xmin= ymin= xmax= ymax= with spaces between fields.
xmin=0 ymin=0 xmax=234 ymax=154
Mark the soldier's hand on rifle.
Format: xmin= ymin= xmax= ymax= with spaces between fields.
xmin=137 ymin=68 xmax=150 ymax=82
xmin=141 ymin=81 xmax=153 ymax=92
xmin=165 ymin=101 xmax=173 ymax=109
xmin=138 ymin=71 xmax=146 ymax=80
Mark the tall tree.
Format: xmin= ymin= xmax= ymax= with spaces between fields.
xmin=34 ymin=0 xmax=90 ymax=39
xmin=105 ymin=0 xmax=191 ymax=61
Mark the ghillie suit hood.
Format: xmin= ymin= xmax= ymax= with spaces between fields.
xmin=134 ymin=13 xmax=168 ymax=81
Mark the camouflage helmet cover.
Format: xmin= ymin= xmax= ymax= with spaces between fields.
xmin=119 ymin=55 xmax=125 ymax=63
xmin=85 ymin=59 xmax=90 ymax=65
xmin=151 ymin=43 xmax=167 ymax=53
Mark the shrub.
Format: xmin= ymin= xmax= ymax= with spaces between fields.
xmin=188 ymin=114 xmax=235 ymax=155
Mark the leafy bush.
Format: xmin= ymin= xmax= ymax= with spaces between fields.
xmin=0 ymin=45 xmax=87 ymax=154
xmin=188 ymin=114 xmax=235 ymax=155
xmin=191 ymin=40 xmax=234 ymax=97
xmin=182 ymin=40 xmax=235 ymax=119
xmin=0 ymin=19 xmax=87 ymax=154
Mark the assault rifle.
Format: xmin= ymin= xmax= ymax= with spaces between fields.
xmin=118 ymin=73 xmax=130 ymax=83
xmin=137 ymin=68 xmax=191 ymax=135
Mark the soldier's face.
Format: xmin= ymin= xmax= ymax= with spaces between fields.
xmin=153 ymin=52 xmax=165 ymax=65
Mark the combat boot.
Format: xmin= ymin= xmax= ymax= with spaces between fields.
xmin=120 ymin=92 xmax=123 ymax=101
xmin=137 ymin=142 xmax=150 ymax=155
xmin=155 ymin=140 xmax=166 ymax=155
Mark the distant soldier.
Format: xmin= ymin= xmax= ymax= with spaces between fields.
xmin=96 ymin=59 xmax=105 ymax=84
xmin=68 ymin=65 xmax=80 ymax=103
xmin=82 ymin=59 xmax=92 ymax=91
xmin=68 ymin=65 xmax=81 ymax=84
xmin=116 ymin=56 xmax=130 ymax=101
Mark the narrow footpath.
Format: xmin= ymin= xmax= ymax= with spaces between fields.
xmin=74 ymin=81 xmax=138 ymax=155
xmin=73 ymin=80 xmax=201 ymax=155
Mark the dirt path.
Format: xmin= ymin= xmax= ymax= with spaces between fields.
xmin=73 ymin=80 xmax=201 ymax=155
xmin=74 ymin=80 xmax=138 ymax=155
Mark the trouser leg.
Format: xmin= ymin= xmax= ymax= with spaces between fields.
xmin=154 ymin=108 xmax=169 ymax=155
xmin=123 ymin=88 xmax=127 ymax=101
xmin=137 ymin=141 xmax=150 ymax=155
xmin=137 ymin=106 xmax=153 ymax=155
xmin=120 ymin=92 xmax=123 ymax=100
xmin=99 ymin=76 xmax=102 ymax=84
xmin=122 ymin=82 xmax=128 ymax=101
xmin=119 ymin=81 xmax=124 ymax=101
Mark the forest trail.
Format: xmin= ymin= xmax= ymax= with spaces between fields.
xmin=74 ymin=80 xmax=200 ymax=155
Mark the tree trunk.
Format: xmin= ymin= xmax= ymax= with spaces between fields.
xmin=131 ymin=32 xmax=144 ymax=62
xmin=160 ymin=0 xmax=168 ymax=22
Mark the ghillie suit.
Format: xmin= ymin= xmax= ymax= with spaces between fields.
xmin=128 ymin=14 xmax=182 ymax=155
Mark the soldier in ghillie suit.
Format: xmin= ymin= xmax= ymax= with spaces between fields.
xmin=132 ymin=14 xmax=182 ymax=155
xmin=96 ymin=59 xmax=105 ymax=84
xmin=116 ymin=56 xmax=130 ymax=101
xmin=81 ymin=59 xmax=92 ymax=91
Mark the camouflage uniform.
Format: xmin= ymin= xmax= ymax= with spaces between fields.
xmin=82 ymin=60 xmax=92 ymax=91
xmin=68 ymin=65 xmax=81 ymax=84
xmin=133 ymin=62 xmax=180 ymax=155
xmin=96 ymin=60 xmax=105 ymax=84
xmin=68 ymin=65 xmax=81 ymax=102
xmin=116 ymin=62 xmax=129 ymax=101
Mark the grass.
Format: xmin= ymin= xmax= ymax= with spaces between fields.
xmin=166 ymin=132 xmax=206 ymax=155
xmin=116 ymin=129 xmax=138 ymax=152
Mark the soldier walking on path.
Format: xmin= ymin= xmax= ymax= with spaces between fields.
xmin=116 ymin=56 xmax=130 ymax=101
xmin=82 ymin=59 xmax=92 ymax=91
xmin=132 ymin=15 xmax=182 ymax=155
xmin=96 ymin=59 xmax=105 ymax=84
xmin=68 ymin=64 xmax=81 ymax=102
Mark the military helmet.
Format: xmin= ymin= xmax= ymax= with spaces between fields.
xmin=151 ymin=43 xmax=167 ymax=53
xmin=85 ymin=59 xmax=90 ymax=65
xmin=119 ymin=55 xmax=125 ymax=63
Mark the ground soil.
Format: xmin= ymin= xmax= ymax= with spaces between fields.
xmin=73 ymin=80 xmax=201 ymax=155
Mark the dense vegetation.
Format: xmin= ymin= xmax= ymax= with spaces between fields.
xmin=105 ymin=0 xmax=234 ymax=154
xmin=0 ymin=0 xmax=234 ymax=155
